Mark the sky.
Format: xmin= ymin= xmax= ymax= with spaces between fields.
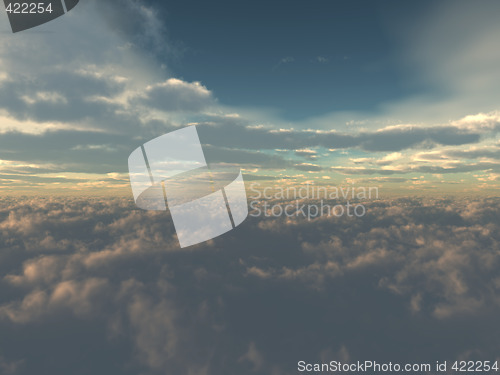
xmin=0 ymin=0 xmax=498 ymax=195
xmin=0 ymin=2 xmax=499 ymax=374
xmin=159 ymin=0 xmax=425 ymax=120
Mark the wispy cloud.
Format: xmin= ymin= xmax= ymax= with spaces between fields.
xmin=272 ymin=56 xmax=294 ymax=70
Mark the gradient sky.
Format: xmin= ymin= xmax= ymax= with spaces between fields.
xmin=0 ymin=2 xmax=500 ymax=375
xmin=0 ymin=0 xmax=498 ymax=195
xmin=160 ymin=0 xmax=428 ymax=120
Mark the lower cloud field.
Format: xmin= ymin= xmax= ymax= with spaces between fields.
xmin=0 ymin=196 xmax=499 ymax=374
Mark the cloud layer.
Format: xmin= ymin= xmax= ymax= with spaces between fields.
xmin=0 ymin=196 xmax=499 ymax=374
xmin=0 ymin=0 xmax=498 ymax=192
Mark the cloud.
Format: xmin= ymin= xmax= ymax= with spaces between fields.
xmin=126 ymin=291 xmax=178 ymax=370
xmin=294 ymin=163 xmax=323 ymax=172
xmin=294 ymin=149 xmax=318 ymax=160
xmin=238 ymin=342 xmax=264 ymax=371
xmin=196 ymin=118 xmax=485 ymax=152
xmin=447 ymin=147 xmax=500 ymax=161
xmin=202 ymin=145 xmax=292 ymax=169
xmin=0 ymin=355 xmax=24 ymax=375
xmin=331 ymin=161 xmax=500 ymax=176
xmin=0 ymin=69 xmax=127 ymax=125
xmin=0 ymin=196 xmax=499 ymax=374
xmin=0 ymin=0 xmax=498 ymax=189
xmin=3 ymin=110 xmax=490 ymax=185
xmin=134 ymin=79 xmax=215 ymax=112
xmin=0 ymin=0 xmax=215 ymax=189
xmin=0 ymin=1 xmax=497 ymax=373
xmin=273 ymin=56 xmax=294 ymax=70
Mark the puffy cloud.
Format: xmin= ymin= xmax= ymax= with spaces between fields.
xmin=0 ymin=355 xmax=24 ymax=375
xmin=0 ymin=0 xmax=216 ymax=189
xmin=0 ymin=196 xmax=498 ymax=374
xmin=0 ymin=278 xmax=111 ymax=323
xmin=238 ymin=342 xmax=264 ymax=371
xmin=242 ymin=196 xmax=500 ymax=320
xmin=0 ymin=1 xmax=498 ymax=372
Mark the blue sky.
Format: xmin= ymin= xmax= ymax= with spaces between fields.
xmin=160 ymin=0 xmax=429 ymax=120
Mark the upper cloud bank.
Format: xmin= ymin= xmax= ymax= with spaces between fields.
xmin=0 ymin=0 xmax=498 ymax=192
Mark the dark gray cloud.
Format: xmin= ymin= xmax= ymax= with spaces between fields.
xmin=0 ymin=196 xmax=499 ymax=374
xmin=197 ymin=121 xmax=483 ymax=152
xmin=0 ymin=70 xmax=126 ymax=124
xmin=294 ymin=149 xmax=318 ymax=160
xmin=332 ymin=162 xmax=500 ymax=175
xmin=293 ymin=163 xmax=323 ymax=172
xmin=133 ymin=79 xmax=215 ymax=112
xmin=0 ymin=118 xmax=496 ymax=188
xmin=0 ymin=130 xmax=135 ymax=174
xmin=447 ymin=147 xmax=500 ymax=160
xmin=202 ymin=145 xmax=292 ymax=169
